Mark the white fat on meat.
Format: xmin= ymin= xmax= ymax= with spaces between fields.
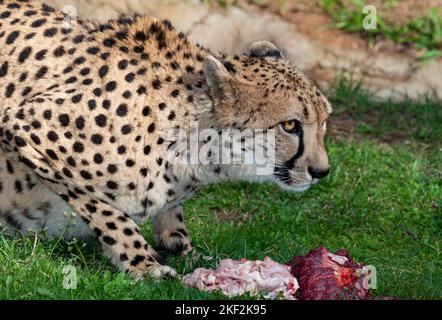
xmin=183 ymin=256 xmax=299 ymax=300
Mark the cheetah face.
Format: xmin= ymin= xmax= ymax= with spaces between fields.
xmin=203 ymin=41 xmax=332 ymax=192
xmin=273 ymin=115 xmax=330 ymax=193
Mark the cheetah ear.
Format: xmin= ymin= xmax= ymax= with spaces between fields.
xmin=203 ymin=55 xmax=234 ymax=101
xmin=249 ymin=41 xmax=284 ymax=59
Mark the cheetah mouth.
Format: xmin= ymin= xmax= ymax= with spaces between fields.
xmin=273 ymin=165 xmax=312 ymax=192
xmin=274 ymin=178 xmax=312 ymax=193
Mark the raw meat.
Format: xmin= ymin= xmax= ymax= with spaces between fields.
xmin=286 ymin=246 xmax=375 ymax=300
xmin=182 ymin=256 xmax=299 ymax=300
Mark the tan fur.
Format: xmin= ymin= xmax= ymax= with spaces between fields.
xmin=0 ymin=0 xmax=331 ymax=279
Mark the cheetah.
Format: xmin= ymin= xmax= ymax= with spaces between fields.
xmin=0 ymin=0 xmax=332 ymax=280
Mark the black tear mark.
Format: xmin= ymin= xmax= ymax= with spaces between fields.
xmin=274 ymin=128 xmax=304 ymax=184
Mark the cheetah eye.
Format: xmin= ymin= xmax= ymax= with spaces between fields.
xmin=280 ymin=119 xmax=302 ymax=134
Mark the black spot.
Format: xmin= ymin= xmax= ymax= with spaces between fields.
xmin=102 ymin=99 xmax=111 ymax=110
xmin=103 ymin=236 xmax=116 ymax=245
xmin=35 ymin=49 xmax=47 ymax=61
xmin=5 ymin=83 xmax=15 ymax=97
xmin=130 ymin=255 xmax=145 ymax=266
xmin=6 ymin=31 xmax=19 ymax=44
xmin=135 ymin=31 xmax=147 ymax=41
xmin=118 ymin=59 xmax=128 ymax=70
xmin=137 ymin=86 xmax=147 ymax=95
xmin=31 ymin=18 xmax=47 ymax=28
xmin=72 ymin=94 xmax=83 ymax=104
xmin=107 ymin=164 xmax=118 ymax=174
xmin=122 ymin=90 xmax=131 ymax=99
xmin=53 ymin=46 xmax=65 ymax=57
xmin=133 ymin=240 xmax=142 ymax=249
xmin=46 ymin=149 xmax=58 ymax=160
xmin=63 ymin=66 xmax=73 ymax=74
xmin=102 ymin=210 xmax=113 ymax=216
xmin=121 ymin=124 xmax=132 ymax=134
xmin=80 ymin=170 xmax=92 ymax=180
xmin=120 ymin=254 xmax=128 ymax=261
xmin=63 ymin=167 xmax=73 ymax=178
xmin=0 ymin=11 xmax=11 ymax=19
xmin=55 ymin=98 xmax=64 ymax=105
xmin=74 ymin=56 xmax=85 ymax=65
xmin=93 ymin=228 xmax=102 ymax=237
xmin=140 ymin=168 xmax=148 ymax=177
xmin=103 ymin=38 xmax=116 ymax=48
xmin=93 ymin=88 xmax=102 ymax=97
xmin=21 ymin=87 xmax=32 ymax=96
xmin=105 ymin=81 xmax=117 ymax=92
xmin=43 ymin=27 xmax=57 ymax=37
xmin=106 ymin=222 xmax=118 ymax=230
xmin=18 ymin=46 xmax=32 ymax=63
xmin=95 ymin=114 xmax=107 ymax=127
xmin=91 ymin=134 xmax=103 ymax=145
xmin=119 ymin=46 xmax=129 ymax=54
xmin=106 ymin=181 xmax=118 ymax=190
xmin=14 ymin=136 xmax=27 ymax=147
xmin=47 ymin=131 xmax=58 ymax=142
xmin=125 ymin=159 xmax=135 ymax=167
xmin=58 ymin=114 xmax=70 ymax=127
xmin=65 ymin=76 xmax=77 ymax=84
xmin=152 ymin=79 xmax=161 ymax=89
xmin=98 ymin=65 xmax=109 ymax=78
xmin=168 ymin=111 xmax=175 ymax=121
xmin=100 ymin=52 xmax=110 ymax=60
xmin=142 ymin=106 xmax=150 ymax=116
xmin=93 ymin=153 xmax=103 ymax=164
xmin=31 ymin=120 xmax=41 ymax=129
xmin=42 ymin=4 xmax=55 ymax=12
xmin=87 ymin=99 xmax=96 ymax=111
xmin=0 ymin=61 xmax=8 ymax=77
xmin=73 ymin=142 xmax=84 ymax=153
xmin=125 ymin=73 xmax=135 ymax=83
xmin=43 ymin=110 xmax=52 ymax=120
xmin=116 ymin=104 xmax=128 ymax=117
xmin=87 ymin=47 xmax=100 ymax=55
xmin=30 ymin=134 xmax=41 ymax=145
xmin=24 ymin=10 xmax=38 ymax=17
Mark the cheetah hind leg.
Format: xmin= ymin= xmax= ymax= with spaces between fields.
xmin=152 ymin=206 xmax=197 ymax=261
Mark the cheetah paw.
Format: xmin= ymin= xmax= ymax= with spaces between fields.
xmin=147 ymin=263 xmax=178 ymax=280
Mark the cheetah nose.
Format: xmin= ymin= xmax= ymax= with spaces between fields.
xmin=308 ymin=167 xmax=330 ymax=179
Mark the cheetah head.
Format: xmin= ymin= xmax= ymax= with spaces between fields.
xmin=203 ymin=41 xmax=332 ymax=192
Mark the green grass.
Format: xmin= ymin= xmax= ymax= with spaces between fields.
xmin=0 ymin=140 xmax=440 ymax=299
xmin=321 ymin=0 xmax=442 ymax=61
xmin=0 ymin=81 xmax=441 ymax=300
xmin=329 ymin=77 xmax=442 ymax=144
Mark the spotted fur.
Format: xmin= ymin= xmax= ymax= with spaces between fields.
xmin=0 ymin=0 xmax=331 ymax=279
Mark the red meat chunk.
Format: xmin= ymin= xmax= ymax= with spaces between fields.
xmin=286 ymin=246 xmax=383 ymax=300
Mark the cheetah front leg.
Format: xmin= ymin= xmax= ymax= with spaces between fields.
xmin=152 ymin=206 xmax=196 ymax=259
xmin=61 ymin=193 xmax=177 ymax=281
